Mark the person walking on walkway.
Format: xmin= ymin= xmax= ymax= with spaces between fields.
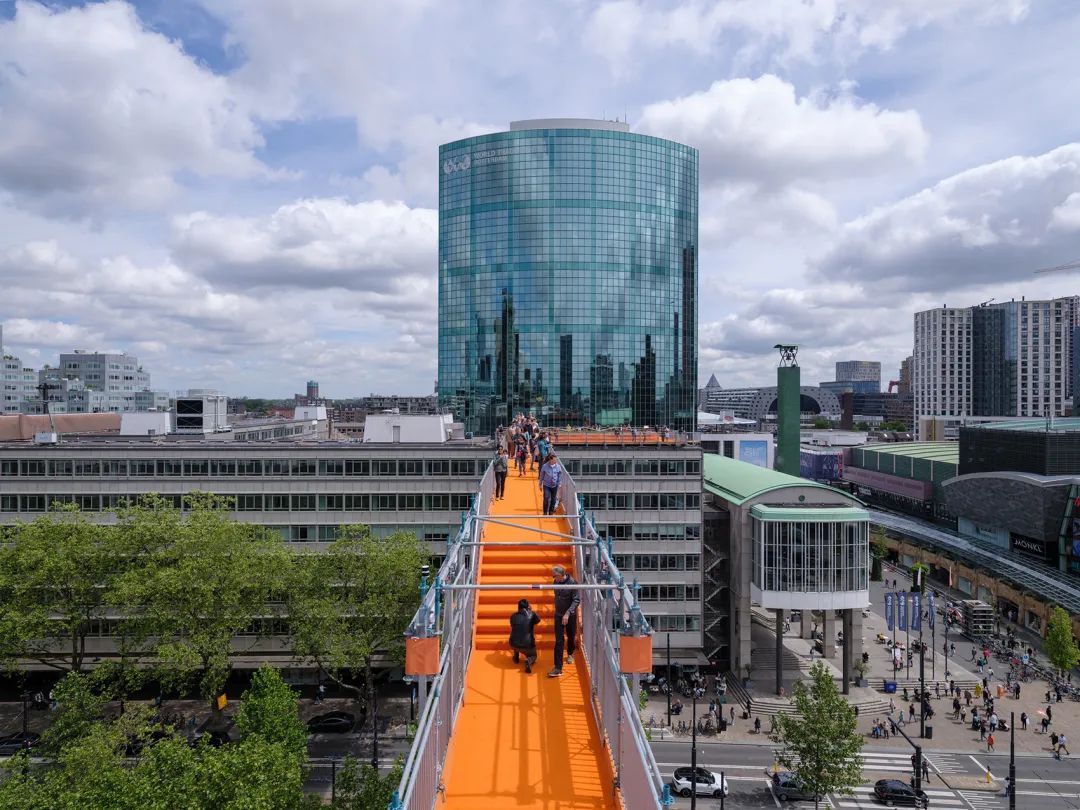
xmin=493 ymin=447 xmax=509 ymax=500
xmin=1058 ymin=733 xmax=1070 ymax=756
xmin=1021 ymin=711 xmax=1028 ymax=730
xmin=539 ymin=453 xmax=563 ymax=516
xmin=548 ymin=564 xmax=579 ymax=678
xmin=922 ymin=759 xmax=930 ymax=783
xmin=514 ymin=435 xmax=527 ymax=476
xmin=509 ymin=599 xmax=541 ymax=674
xmin=987 ymin=732 xmax=995 ymax=752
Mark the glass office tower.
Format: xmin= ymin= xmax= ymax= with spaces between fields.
xmin=438 ymin=119 xmax=698 ymax=436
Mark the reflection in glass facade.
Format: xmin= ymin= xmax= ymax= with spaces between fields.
xmin=437 ymin=120 xmax=698 ymax=436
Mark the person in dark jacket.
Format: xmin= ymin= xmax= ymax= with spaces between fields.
xmin=548 ymin=564 xmax=579 ymax=677
xmin=493 ymin=447 xmax=509 ymax=500
xmin=509 ymin=599 xmax=541 ymax=673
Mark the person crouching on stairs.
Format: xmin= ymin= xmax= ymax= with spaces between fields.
xmin=509 ymin=599 xmax=541 ymax=674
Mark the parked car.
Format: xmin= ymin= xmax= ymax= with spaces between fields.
xmin=307 ymin=711 xmax=356 ymax=734
xmin=873 ymin=778 xmax=929 ymax=807
xmin=0 ymin=731 xmax=40 ymax=756
xmin=671 ymin=766 xmax=728 ymax=799
xmin=768 ymin=771 xmax=822 ymax=803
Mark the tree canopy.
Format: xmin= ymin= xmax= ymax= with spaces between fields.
xmin=770 ymin=662 xmax=863 ymax=810
xmin=1045 ymin=606 xmax=1080 ymax=678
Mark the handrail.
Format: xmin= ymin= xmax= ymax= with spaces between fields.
xmin=391 ymin=461 xmax=668 ymax=810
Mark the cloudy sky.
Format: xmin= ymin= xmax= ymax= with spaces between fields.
xmin=1 ymin=0 xmax=1079 ymax=397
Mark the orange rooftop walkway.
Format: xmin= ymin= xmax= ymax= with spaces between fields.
xmin=440 ymin=473 xmax=621 ymax=810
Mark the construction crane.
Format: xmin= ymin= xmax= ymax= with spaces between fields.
xmin=1033 ymin=259 xmax=1080 ymax=274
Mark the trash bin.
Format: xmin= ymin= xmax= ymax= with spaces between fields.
xmin=884 ymin=680 xmax=897 ymax=694
xmin=925 ymin=726 xmax=933 ymax=739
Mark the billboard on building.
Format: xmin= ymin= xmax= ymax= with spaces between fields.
xmin=738 ymin=440 xmax=769 ymax=468
xmin=800 ymin=450 xmax=844 ymax=481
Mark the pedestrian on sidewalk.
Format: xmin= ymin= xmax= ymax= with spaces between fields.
xmin=922 ymin=759 xmax=930 ymax=783
xmin=1051 ymin=731 xmax=1059 ymax=750
xmin=729 ymin=705 xmax=735 ymax=724
xmin=1059 ymin=733 xmax=1070 ymax=756
xmin=1042 ymin=716 xmax=1050 ymax=734
xmin=909 ymin=703 xmax=916 ymax=722
xmin=971 ymin=646 xmax=977 ymax=661
xmin=1020 ymin=711 xmax=1028 ymax=730
xmin=1014 ymin=682 xmax=1021 ymax=700
xmin=1047 ymin=704 xmax=1054 ymax=724
xmin=987 ymin=732 xmax=995 ymax=752
xmin=754 ymin=716 xmax=761 ymax=734
xmin=980 ymin=719 xmax=987 ymax=741
xmin=961 ymin=707 xmax=967 ymax=724
xmin=538 ymin=453 xmax=563 ymax=516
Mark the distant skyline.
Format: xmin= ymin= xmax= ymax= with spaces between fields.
xmin=1 ymin=1 xmax=1079 ymax=397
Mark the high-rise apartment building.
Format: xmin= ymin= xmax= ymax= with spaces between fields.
xmin=898 ymin=356 xmax=913 ymax=396
xmin=437 ymin=119 xmax=698 ymax=436
xmin=914 ymin=297 xmax=1080 ymax=431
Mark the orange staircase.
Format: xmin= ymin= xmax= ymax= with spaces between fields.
xmin=440 ymin=474 xmax=621 ymax=809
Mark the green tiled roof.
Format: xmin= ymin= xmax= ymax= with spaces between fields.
xmin=857 ymin=442 xmax=959 ymax=464
xmin=703 ymin=453 xmax=844 ymax=506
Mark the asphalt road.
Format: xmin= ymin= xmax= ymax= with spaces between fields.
xmin=650 ymin=740 xmax=1080 ymax=809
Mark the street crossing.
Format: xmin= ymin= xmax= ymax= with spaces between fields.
xmin=834 ymin=785 xmax=966 ymax=808
xmin=958 ymin=789 xmax=1006 ymax=810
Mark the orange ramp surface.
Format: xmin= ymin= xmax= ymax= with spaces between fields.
xmin=440 ymin=474 xmax=621 ymax=810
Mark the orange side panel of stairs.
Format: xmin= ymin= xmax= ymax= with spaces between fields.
xmin=440 ymin=474 xmax=621 ymax=810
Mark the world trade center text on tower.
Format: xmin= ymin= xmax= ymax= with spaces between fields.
xmin=437 ymin=118 xmax=698 ymax=436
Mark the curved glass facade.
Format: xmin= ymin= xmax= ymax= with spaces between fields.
xmin=438 ymin=120 xmax=698 ymax=436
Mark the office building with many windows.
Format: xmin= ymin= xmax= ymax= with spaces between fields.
xmin=0 ymin=433 xmax=704 ymax=666
xmin=438 ymin=119 xmax=698 ymax=436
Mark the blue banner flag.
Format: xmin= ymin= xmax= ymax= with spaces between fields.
xmin=898 ymin=593 xmax=908 ymax=631
xmin=927 ymin=592 xmax=936 ymax=629
xmin=911 ymin=592 xmax=922 ymax=631
xmin=885 ymin=592 xmax=895 ymax=631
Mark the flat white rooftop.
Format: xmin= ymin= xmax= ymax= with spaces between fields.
xmin=509 ymin=118 xmax=629 ymax=132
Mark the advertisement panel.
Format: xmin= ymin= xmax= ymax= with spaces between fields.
xmin=738 ymin=440 xmax=769 ymax=469
xmin=898 ymin=593 xmax=908 ymax=631
xmin=910 ymin=592 xmax=921 ymax=631
xmin=885 ymin=592 xmax=894 ymax=631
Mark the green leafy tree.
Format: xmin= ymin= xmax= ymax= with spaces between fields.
xmin=38 ymin=671 xmax=109 ymax=756
xmin=287 ymin=526 xmax=427 ymax=705
xmin=770 ymin=662 xmax=863 ymax=810
xmin=1045 ymin=606 xmax=1080 ymax=678
xmin=870 ymin=539 xmax=886 ymax=582
xmin=114 ymin=492 xmax=289 ymax=702
xmin=811 ymin=416 xmax=831 ymax=429
xmin=909 ymin=562 xmax=929 ymax=593
xmin=332 ymin=756 xmax=404 ymax=810
xmin=0 ymin=505 xmax=130 ymax=672
xmin=236 ymin=665 xmax=308 ymax=758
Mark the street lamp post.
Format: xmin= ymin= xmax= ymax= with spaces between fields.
xmin=1009 ymin=710 xmax=1016 ymax=810
xmin=666 ymin=633 xmax=672 ymax=726
xmin=690 ymin=691 xmax=698 ymax=810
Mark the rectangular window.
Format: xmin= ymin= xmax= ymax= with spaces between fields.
xmin=344 ymin=460 xmax=370 ymax=476
xmin=183 ymin=460 xmax=209 ymax=477
xmin=451 ymin=459 xmax=476 ymax=476
xmin=399 ymin=494 xmax=424 ymax=511
xmin=450 ymin=493 xmax=472 ymax=511
xmin=1 ymin=494 xmax=18 ymax=511
xmin=583 ymin=493 xmax=606 ymax=510
xmin=319 ymin=460 xmax=344 ymax=476
xmin=607 ymin=460 xmax=631 ymax=476
xmin=291 ymin=495 xmax=316 ymax=511
xmin=266 ymin=460 xmax=289 ymax=476
xmin=634 ymin=460 xmax=658 ymax=476
xmin=373 ymin=494 xmax=397 ymax=511
xmin=344 ymin=494 xmax=370 ymax=511
xmin=685 ymin=555 xmax=700 ymax=571
xmin=238 ymin=459 xmax=263 ymax=476
xmin=659 ymin=494 xmax=684 ymax=510
xmin=579 ymin=460 xmax=607 ymax=475
xmin=685 ymin=460 xmax=701 ymax=475
xmin=686 ymin=493 xmax=700 ymax=509
xmin=130 ymin=460 xmax=155 ymax=477
xmin=267 ymin=495 xmax=290 ymax=511
xmin=68 ymin=459 xmax=98 ymax=477
xmin=608 ymin=493 xmax=631 ymax=510
xmin=425 ymin=460 xmax=450 ymax=476
xmin=634 ymin=554 xmax=659 ymax=571
xmin=74 ymin=494 xmax=100 ymax=511
xmin=399 ymin=460 xmax=424 ymax=476
xmin=156 ymin=459 xmax=182 ymax=476
xmin=659 ymin=554 xmax=684 ymax=570
xmin=20 ymin=460 xmax=46 ymax=477
xmin=236 ymin=495 xmax=263 ymax=511
xmin=374 ymin=460 xmax=397 ymax=476
xmin=318 ymin=495 xmax=343 ymax=511
xmin=318 ymin=525 xmax=338 ymax=541
xmin=425 ymin=494 xmax=450 ymax=511
xmin=48 ymin=459 xmax=73 ymax=476
xmin=613 ymin=554 xmax=632 ymax=570
xmin=289 ymin=525 xmax=315 ymax=542
xmin=291 ymin=459 xmax=317 ymax=476
xmin=633 ymin=494 xmax=658 ymax=510
xmin=210 ymin=459 xmax=236 ymax=476
xmin=659 ymin=460 xmax=684 ymax=475
xmin=423 ymin=531 xmax=450 ymax=543
xmin=22 ymin=494 xmax=46 ymax=512
xmin=0 ymin=459 xmax=18 ymax=476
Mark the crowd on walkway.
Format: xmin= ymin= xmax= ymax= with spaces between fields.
xmin=494 ymin=415 xmax=564 ymax=515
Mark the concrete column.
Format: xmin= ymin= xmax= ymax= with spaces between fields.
xmin=823 ymin=611 xmax=837 ymax=659
xmin=775 ymin=609 xmax=784 ymax=696
xmin=842 ymin=610 xmax=853 ymax=695
xmin=801 ymin=610 xmax=814 ymax=639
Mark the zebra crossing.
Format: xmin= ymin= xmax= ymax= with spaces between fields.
xmin=854 ymin=748 xmax=962 ymax=775
xmin=833 ymin=785 xmax=966 ymax=808
xmin=958 ymin=789 xmax=1006 ymax=809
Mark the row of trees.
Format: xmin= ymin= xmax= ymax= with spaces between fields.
xmin=0 ymin=666 xmax=399 ymax=809
xmin=0 ymin=493 xmax=428 ymax=706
